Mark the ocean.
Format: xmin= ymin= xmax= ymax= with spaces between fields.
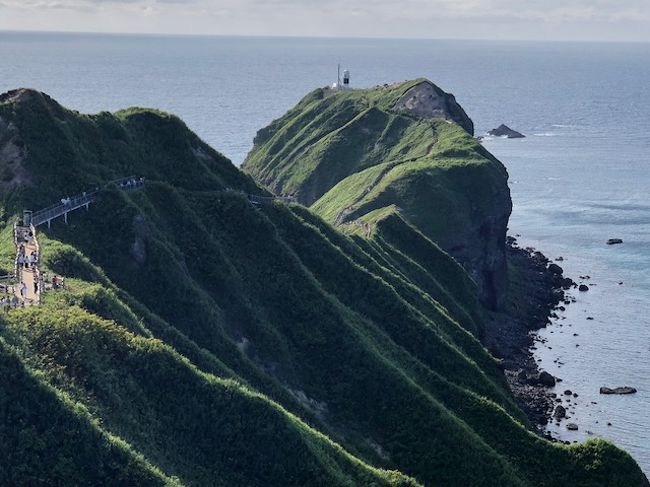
xmin=1 ymin=31 xmax=648 ymax=473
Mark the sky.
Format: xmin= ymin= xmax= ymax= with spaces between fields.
xmin=1 ymin=0 xmax=650 ymax=42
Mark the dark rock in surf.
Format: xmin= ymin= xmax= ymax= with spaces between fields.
xmin=488 ymin=124 xmax=526 ymax=138
xmin=606 ymin=238 xmax=623 ymax=245
xmin=600 ymin=386 xmax=637 ymax=395
xmin=537 ymin=371 xmax=556 ymax=387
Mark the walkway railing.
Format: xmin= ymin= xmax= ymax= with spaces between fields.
xmin=12 ymin=222 xmax=21 ymax=282
xmin=247 ymin=194 xmax=297 ymax=206
xmin=29 ymin=176 xmax=145 ymax=228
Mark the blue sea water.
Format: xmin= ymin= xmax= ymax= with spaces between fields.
xmin=1 ymin=31 xmax=649 ymax=473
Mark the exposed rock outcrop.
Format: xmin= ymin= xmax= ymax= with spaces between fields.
xmin=393 ymin=80 xmax=474 ymax=135
xmin=600 ymin=386 xmax=637 ymax=395
xmin=488 ymin=124 xmax=525 ymax=138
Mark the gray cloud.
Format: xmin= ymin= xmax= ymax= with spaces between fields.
xmin=2 ymin=0 xmax=650 ymax=40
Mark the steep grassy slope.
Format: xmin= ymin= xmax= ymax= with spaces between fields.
xmin=242 ymin=80 xmax=511 ymax=309
xmin=0 ymin=90 xmax=646 ymax=487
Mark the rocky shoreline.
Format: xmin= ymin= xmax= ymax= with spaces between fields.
xmin=484 ymin=237 xmax=574 ymax=438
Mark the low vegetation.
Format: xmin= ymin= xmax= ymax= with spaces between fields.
xmin=0 ymin=89 xmax=646 ymax=486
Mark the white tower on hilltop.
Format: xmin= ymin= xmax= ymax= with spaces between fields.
xmin=343 ymin=69 xmax=350 ymax=87
xmin=333 ymin=64 xmax=351 ymax=91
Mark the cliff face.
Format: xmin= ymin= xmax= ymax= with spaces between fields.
xmin=393 ymin=80 xmax=474 ymax=135
xmin=0 ymin=90 xmax=646 ymax=487
xmin=243 ymin=79 xmax=510 ymax=309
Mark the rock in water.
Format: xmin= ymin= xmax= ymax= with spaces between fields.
xmin=600 ymin=386 xmax=637 ymax=395
xmin=487 ymin=124 xmax=526 ymax=138
xmin=606 ymin=238 xmax=623 ymax=245
xmin=567 ymin=423 xmax=579 ymax=431
xmin=538 ymin=371 xmax=556 ymax=387
xmin=554 ymin=405 xmax=567 ymax=419
xmin=578 ymin=284 xmax=589 ymax=292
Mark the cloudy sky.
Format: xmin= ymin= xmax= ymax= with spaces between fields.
xmin=1 ymin=0 xmax=650 ymax=41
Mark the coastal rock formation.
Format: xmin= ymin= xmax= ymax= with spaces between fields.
xmin=607 ymin=238 xmax=624 ymax=245
xmin=488 ymin=124 xmax=526 ymax=138
xmin=554 ymin=405 xmax=567 ymax=419
xmin=600 ymin=386 xmax=638 ymax=395
xmin=537 ymin=371 xmax=556 ymax=387
xmin=393 ymin=80 xmax=474 ymax=135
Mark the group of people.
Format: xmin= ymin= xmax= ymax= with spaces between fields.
xmin=0 ymin=293 xmax=20 ymax=310
xmin=120 ymin=177 xmax=145 ymax=189
xmin=17 ymin=245 xmax=38 ymax=270
xmin=1 ymin=281 xmax=30 ymax=309
xmin=1 ymin=273 xmax=65 ymax=311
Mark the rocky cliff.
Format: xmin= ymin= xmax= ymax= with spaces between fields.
xmin=243 ymin=79 xmax=510 ymax=309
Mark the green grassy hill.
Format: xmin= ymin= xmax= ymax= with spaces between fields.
xmin=0 ymin=89 xmax=646 ymax=486
xmin=242 ymin=79 xmax=511 ymax=309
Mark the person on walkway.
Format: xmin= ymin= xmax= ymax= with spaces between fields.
xmin=28 ymin=252 xmax=36 ymax=269
xmin=20 ymin=282 xmax=27 ymax=303
xmin=11 ymin=295 xmax=19 ymax=308
xmin=52 ymin=275 xmax=58 ymax=289
xmin=33 ymin=280 xmax=38 ymax=294
xmin=18 ymin=253 xmax=25 ymax=268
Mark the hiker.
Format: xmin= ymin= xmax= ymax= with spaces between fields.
xmin=18 ymin=253 xmax=25 ymax=268
xmin=33 ymin=280 xmax=38 ymax=294
xmin=20 ymin=282 xmax=27 ymax=302
xmin=11 ymin=295 xmax=19 ymax=308
xmin=52 ymin=275 xmax=58 ymax=289
xmin=28 ymin=252 xmax=36 ymax=269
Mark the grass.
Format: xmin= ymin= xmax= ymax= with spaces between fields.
xmin=0 ymin=87 xmax=646 ymax=487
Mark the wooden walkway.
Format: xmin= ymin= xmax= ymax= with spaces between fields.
xmin=13 ymin=224 xmax=41 ymax=307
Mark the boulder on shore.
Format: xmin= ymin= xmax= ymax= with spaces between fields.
xmin=606 ymin=238 xmax=623 ymax=245
xmin=554 ymin=405 xmax=567 ymax=419
xmin=488 ymin=124 xmax=526 ymax=138
xmin=600 ymin=386 xmax=637 ymax=395
xmin=537 ymin=371 xmax=556 ymax=387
